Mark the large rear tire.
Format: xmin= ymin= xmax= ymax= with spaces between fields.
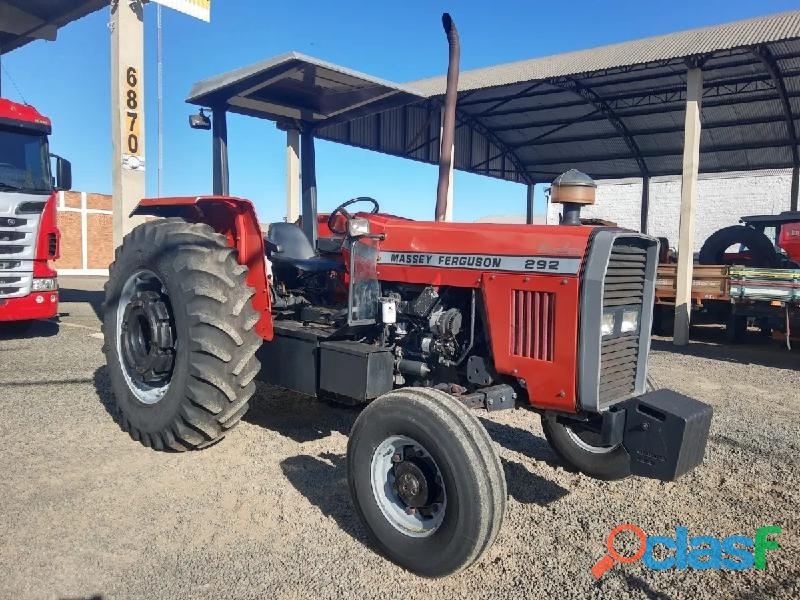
xmin=102 ymin=218 xmax=262 ymax=450
xmin=542 ymin=412 xmax=631 ymax=480
xmin=347 ymin=387 xmax=506 ymax=577
xmin=698 ymin=225 xmax=778 ymax=267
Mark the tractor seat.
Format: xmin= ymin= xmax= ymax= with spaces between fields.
xmin=266 ymin=222 xmax=344 ymax=273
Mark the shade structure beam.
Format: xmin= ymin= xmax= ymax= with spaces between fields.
xmin=542 ymin=76 xmax=649 ymax=180
xmin=751 ymin=45 xmax=800 ymax=209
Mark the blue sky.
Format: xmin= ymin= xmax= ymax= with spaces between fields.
xmin=2 ymin=0 xmax=798 ymax=224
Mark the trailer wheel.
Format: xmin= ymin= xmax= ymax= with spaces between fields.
xmin=542 ymin=412 xmax=630 ymax=480
xmin=347 ymin=387 xmax=506 ymax=577
xmin=102 ymin=218 xmax=261 ymax=450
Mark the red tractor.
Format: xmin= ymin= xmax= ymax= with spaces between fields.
xmin=102 ymin=15 xmax=711 ymax=577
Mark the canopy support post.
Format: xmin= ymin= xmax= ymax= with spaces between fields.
xmin=674 ymin=66 xmax=703 ymax=347
xmin=640 ymin=176 xmax=650 ymax=233
xmin=526 ymin=183 xmax=536 ymax=224
xmin=211 ymin=107 xmax=229 ymax=196
xmin=300 ymin=128 xmax=318 ymax=249
xmin=791 ymin=164 xmax=799 ymax=211
xmin=285 ymin=127 xmax=300 ymax=222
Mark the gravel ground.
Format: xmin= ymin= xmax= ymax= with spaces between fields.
xmin=1 ymin=276 xmax=798 ymax=599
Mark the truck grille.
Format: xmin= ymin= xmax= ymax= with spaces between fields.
xmin=0 ymin=217 xmax=26 ymax=227
xmin=0 ymin=245 xmax=25 ymax=255
xmin=0 ymin=231 xmax=25 ymax=242
xmin=598 ymin=239 xmax=649 ymax=407
xmin=0 ymin=276 xmax=23 ymax=297
xmin=510 ymin=290 xmax=555 ymax=361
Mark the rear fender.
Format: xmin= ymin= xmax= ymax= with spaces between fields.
xmin=133 ymin=196 xmax=273 ymax=340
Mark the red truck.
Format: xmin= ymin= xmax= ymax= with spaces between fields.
xmin=0 ymin=98 xmax=71 ymax=329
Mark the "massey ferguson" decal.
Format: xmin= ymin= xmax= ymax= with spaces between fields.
xmin=377 ymin=251 xmax=581 ymax=274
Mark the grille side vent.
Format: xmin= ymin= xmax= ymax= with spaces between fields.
xmin=510 ymin=290 xmax=555 ymax=361
xmin=598 ymin=238 xmax=650 ymax=407
xmin=48 ymin=233 xmax=58 ymax=256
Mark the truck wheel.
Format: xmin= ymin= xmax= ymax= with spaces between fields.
xmin=347 ymin=387 xmax=506 ymax=577
xmin=542 ymin=412 xmax=630 ymax=480
xmin=102 ymin=218 xmax=262 ymax=450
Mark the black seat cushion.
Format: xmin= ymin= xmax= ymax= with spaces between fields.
xmin=267 ymin=222 xmax=344 ymax=273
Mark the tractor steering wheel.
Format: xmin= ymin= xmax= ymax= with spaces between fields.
xmin=327 ymin=197 xmax=380 ymax=235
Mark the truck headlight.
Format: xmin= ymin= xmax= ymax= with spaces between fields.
xmin=601 ymin=311 xmax=615 ymax=337
xmin=620 ymin=309 xmax=640 ymax=334
xmin=31 ymin=278 xmax=58 ymax=292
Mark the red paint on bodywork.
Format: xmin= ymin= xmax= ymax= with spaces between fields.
xmin=0 ymin=99 xmax=51 ymax=130
xmin=0 ymin=292 xmax=58 ymax=321
xmin=36 ymin=193 xmax=60 ymax=262
xmin=778 ymin=221 xmax=800 ymax=262
xmin=135 ymin=197 xmax=273 ymax=340
xmin=361 ymin=213 xmax=594 ymax=413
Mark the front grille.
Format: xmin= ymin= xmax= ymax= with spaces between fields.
xmin=48 ymin=233 xmax=58 ymax=256
xmin=0 ymin=217 xmax=26 ymax=227
xmin=510 ymin=289 xmax=555 ymax=361
xmin=0 ymin=260 xmax=21 ymax=269
xmin=0 ymin=245 xmax=25 ymax=255
xmin=0 ymin=276 xmax=22 ymax=298
xmin=598 ymin=239 xmax=649 ymax=407
xmin=0 ymin=231 xmax=25 ymax=242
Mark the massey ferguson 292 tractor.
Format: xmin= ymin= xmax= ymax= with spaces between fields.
xmin=103 ymin=15 xmax=712 ymax=577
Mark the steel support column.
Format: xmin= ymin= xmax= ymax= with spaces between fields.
xmin=792 ymin=164 xmax=799 ymax=211
xmin=640 ymin=176 xmax=650 ymax=233
xmin=674 ymin=67 xmax=703 ymax=346
xmin=211 ymin=107 xmax=229 ymax=196
xmin=526 ymin=183 xmax=536 ymax=224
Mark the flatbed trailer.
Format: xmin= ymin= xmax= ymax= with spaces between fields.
xmin=654 ymin=263 xmax=799 ymax=344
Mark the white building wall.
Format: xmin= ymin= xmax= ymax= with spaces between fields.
xmin=547 ymin=169 xmax=793 ymax=251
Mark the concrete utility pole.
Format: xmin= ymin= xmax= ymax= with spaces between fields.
xmin=111 ymin=0 xmax=146 ymax=248
xmin=674 ymin=67 xmax=703 ymax=346
xmin=285 ymin=128 xmax=300 ymax=222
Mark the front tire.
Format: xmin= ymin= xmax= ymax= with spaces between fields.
xmin=102 ymin=218 xmax=262 ymax=450
xmin=347 ymin=388 xmax=506 ymax=577
xmin=542 ymin=412 xmax=631 ymax=480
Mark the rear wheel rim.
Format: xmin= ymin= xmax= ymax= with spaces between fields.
xmin=116 ymin=269 xmax=175 ymax=405
xmin=370 ymin=435 xmax=447 ymax=538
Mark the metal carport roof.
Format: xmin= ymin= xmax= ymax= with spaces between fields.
xmin=308 ymin=10 xmax=800 ymax=193
xmin=0 ymin=0 xmax=106 ymax=54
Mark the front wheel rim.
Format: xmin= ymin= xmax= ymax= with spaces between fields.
xmin=115 ymin=269 xmax=176 ymax=405
xmin=370 ymin=435 xmax=447 ymax=538
xmin=564 ymin=423 xmax=619 ymax=454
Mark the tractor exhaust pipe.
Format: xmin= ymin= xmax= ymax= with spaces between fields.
xmin=435 ymin=13 xmax=460 ymax=222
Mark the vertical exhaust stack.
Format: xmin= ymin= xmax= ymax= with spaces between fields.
xmin=435 ymin=13 xmax=460 ymax=222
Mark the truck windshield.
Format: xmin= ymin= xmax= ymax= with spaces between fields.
xmin=0 ymin=128 xmax=51 ymax=193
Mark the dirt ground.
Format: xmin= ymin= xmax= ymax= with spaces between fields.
xmin=1 ymin=276 xmax=798 ymax=599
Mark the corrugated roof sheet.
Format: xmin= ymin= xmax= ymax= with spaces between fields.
xmin=186 ymin=10 xmax=800 ymax=187
xmin=408 ymin=10 xmax=800 ymax=95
